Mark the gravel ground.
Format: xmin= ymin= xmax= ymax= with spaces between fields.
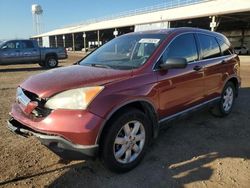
xmin=0 ymin=53 xmax=249 ymax=188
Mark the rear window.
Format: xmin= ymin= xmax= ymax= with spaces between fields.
xmin=217 ymin=39 xmax=232 ymax=56
xmin=22 ymin=41 xmax=34 ymax=49
xmin=197 ymin=34 xmax=221 ymax=59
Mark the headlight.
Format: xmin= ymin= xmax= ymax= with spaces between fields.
xmin=45 ymin=86 xmax=104 ymax=110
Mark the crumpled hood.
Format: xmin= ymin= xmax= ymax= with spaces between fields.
xmin=21 ymin=65 xmax=132 ymax=98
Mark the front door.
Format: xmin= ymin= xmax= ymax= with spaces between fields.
xmin=155 ymin=33 xmax=205 ymax=119
xmin=0 ymin=41 xmax=23 ymax=64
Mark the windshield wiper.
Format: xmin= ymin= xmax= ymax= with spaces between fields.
xmin=90 ymin=63 xmax=112 ymax=69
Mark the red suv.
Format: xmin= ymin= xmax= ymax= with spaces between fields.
xmin=8 ymin=28 xmax=241 ymax=172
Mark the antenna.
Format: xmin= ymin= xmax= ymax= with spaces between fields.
xmin=31 ymin=4 xmax=43 ymax=35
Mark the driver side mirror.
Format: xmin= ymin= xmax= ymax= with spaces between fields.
xmin=159 ymin=57 xmax=187 ymax=70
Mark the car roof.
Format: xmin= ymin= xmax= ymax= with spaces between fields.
xmin=132 ymin=27 xmax=221 ymax=36
xmin=129 ymin=27 xmax=229 ymax=45
xmin=3 ymin=39 xmax=34 ymax=42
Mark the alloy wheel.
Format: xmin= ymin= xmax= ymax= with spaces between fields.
xmin=113 ymin=120 xmax=145 ymax=164
xmin=222 ymin=86 xmax=234 ymax=112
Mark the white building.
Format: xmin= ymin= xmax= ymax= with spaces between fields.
xmin=32 ymin=0 xmax=250 ymax=50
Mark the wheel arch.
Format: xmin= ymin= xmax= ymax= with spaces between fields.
xmin=225 ymin=76 xmax=240 ymax=97
xmin=45 ymin=52 xmax=58 ymax=60
xmin=96 ymin=99 xmax=159 ymax=146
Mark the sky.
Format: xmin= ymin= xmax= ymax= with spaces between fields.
xmin=0 ymin=0 xmax=165 ymax=40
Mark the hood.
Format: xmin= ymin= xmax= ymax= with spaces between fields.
xmin=21 ymin=65 xmax=132 ymax=98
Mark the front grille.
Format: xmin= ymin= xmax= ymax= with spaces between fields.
xmin=21 ymin=88 xmax=51 ymax=117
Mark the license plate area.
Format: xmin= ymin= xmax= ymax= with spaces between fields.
xmin=16 ymin=87 xmax=31 ymax=111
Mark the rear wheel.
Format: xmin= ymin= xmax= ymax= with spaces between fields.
xmin=101 ymin=108 xmax=151 ymax=173
xmin=45 ymin=56 xmax=58 ymax=68
xmin=210 ymin=82 xmax=235 ymax=117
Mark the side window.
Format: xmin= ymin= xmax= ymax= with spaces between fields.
xmin=217 ymin=39 xmax=232 ymax=56
xmin=1 ymin=41 xmax=21 ymax=49
xmin=22 ymin=41 xmax=34 ymax=49
xmin=15 ymin=41 xmax=21 ymax=49
xmin=197 ymin=34 xmax=221 ymax=59
xmin=1 ymin=42 xmax=15 ymax=49
xmin=161 ymin=33 xmax=198 ymax=63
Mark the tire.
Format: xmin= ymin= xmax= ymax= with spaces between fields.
xmin=101 ymin=108 xmax=151 ymax=173
xmin=210 ymin=82 xmax=236 ymax=117
xmin=45 ymin=56 xmax=58 ymax=68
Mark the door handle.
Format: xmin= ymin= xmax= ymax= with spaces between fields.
xmin=221 ymin=60 xmax=226 ymax=64
xmin=193 ymin=65 xmax=203 ymax=71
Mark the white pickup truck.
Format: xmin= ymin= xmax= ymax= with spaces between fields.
xmin=0 ymin=39 xmax=67 ymax=68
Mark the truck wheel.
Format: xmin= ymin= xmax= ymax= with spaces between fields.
xmin=45 ymin=56 xmax=58 ymax=68
xmin=210 ymin=82 xmax=236 ymax=117
xmin=101 ymin=108 xmax=151 ymax=173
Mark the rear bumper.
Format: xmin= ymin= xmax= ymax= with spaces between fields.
xmin=58 ymin=53 xmax=68 ymax=60
xmin=7 ymin=118 xmax=98 ymax=160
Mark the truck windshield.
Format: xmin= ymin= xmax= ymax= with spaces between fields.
xmin=79 ymin=34 xmax=166 ymax=70
xmin=0 ymin=41 xmax=4 ymax=48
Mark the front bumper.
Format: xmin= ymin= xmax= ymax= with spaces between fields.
xmin=10 ymin=103 xmax=104 ymax=145
xmin=7 ymin=118 xmax=98 ymax=160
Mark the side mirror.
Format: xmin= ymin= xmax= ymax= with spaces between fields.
xmin=159 ymin=57 xmax=187 ymax=70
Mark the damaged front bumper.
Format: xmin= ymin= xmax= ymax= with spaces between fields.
xmin=7 ymin=118 xmax=98 ymax=160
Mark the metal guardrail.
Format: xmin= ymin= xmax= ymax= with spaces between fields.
xmin=63 ymin=0 xmax=214 ymax=28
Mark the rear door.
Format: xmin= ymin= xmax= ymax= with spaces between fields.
xmin=196 ymin=33 xmax=229 ymax=100
xmin=20 ymin=40 xmax=40 ymax=62
xmin=155 ymin=33 xmax=205 ymax=119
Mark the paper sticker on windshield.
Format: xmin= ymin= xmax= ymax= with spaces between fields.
xmin=139 ymin=38 xmax=160 ymax=44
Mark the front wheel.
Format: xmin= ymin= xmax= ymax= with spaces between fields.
xmin=101 ymin=108 xmax=151 ymax=173
xmin=210 ymin=82 xmax=236 ymax=117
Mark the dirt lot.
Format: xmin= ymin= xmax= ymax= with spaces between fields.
xmin=0 ymin=53 xmax=249 ymax=188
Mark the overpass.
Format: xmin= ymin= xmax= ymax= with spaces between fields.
xmin=32 ymin=0 xmax=250 ymax=51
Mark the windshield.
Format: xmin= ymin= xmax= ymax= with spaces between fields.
xmin=0 ymin=41 xmax=4 ymax=47
xmin=79 ymin=34 xmax=166 ymax=70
